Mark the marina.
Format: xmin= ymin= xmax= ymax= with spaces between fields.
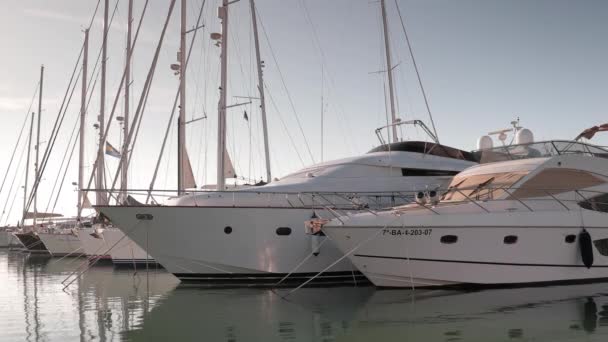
xmin=2 ymin=0 xmax=608 ymax=341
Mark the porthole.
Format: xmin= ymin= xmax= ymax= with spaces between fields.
xmin=565 ymin=235 xmax=576 ymax=243
xmin=276 ymin=227 xmax=292 ymax=236
xmin=440 ymin=235 xmax=458 ymax=244
xmin=224 ymin=226 xmax=233 ymax=234
xmin=504 ymin=235 xmax=518 ymax=244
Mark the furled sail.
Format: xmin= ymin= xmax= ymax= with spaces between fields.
xmin=82 ymin=195 xmax=93 ymax=209
xmin=183 ymin=148 xmax=197 ymax=189
xmin=224 ymin=149 xmax=236 ymax=179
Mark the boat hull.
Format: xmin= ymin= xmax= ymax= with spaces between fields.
xmin=13 ymin=232 xmax=49 ymax=253
xmin=79 ymin=227 xmax=156 ymax=267
xmin=324 ymin=211 xmax=608 ymax=288
xmin=37 ymin=232 xmax=85 ymax=257
xmin=98 ymin=205 xmax=366 ymax=286
xmin=0 ymin=230 xmax=20 ymax=248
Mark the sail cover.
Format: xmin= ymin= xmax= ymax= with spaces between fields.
xmin=183 ymin=148 xmax=197 ymax=189
xmin=224 ymin=149 xmax=236 ymax=179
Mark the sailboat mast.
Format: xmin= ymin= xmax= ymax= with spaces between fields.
xmin=33 ymin=65 xmax=43 ymax=227
xmin=78 ymin=29 xmax=89 ymax=220
xmin=249 ymin=0 xmax=271 ymax=183
xmin=217 ymin=0 xmax=229 ymax=190
xmin=177 ymin=0 xmax=187 ymax=194
xmin=121 ymin=0 xmax=133 ymax=201
xmin=96 ymin=0 xmax=109 ymax=206
xmin=380 ymin=0 xmax=398 ymax=143
xmin=22 ymin=112 xmax=34 ymax=227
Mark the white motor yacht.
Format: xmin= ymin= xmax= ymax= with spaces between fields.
xmin=98 ymin=122 xmax=476 ymax=286
xmin=321 ymin=130 xmax=608 ymax=288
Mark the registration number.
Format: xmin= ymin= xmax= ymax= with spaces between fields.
xmin=382 ymin=228 xmax=432 ymax=237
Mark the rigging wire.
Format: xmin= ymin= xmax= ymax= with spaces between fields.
xmin=394 ymin=0 xmax=439 ymax=142
xmin=145 ymin=0 xmax=206 ymax=202
xmin=23 ymin=0 xmax=120 ymax=216
xmin=0 ymin=85 xmax=39 ymax=200
xmin=255 ymin=6 xmax=316 ymax=165
xmin=297 ymin=0 xmax=358 ymax=154
xmin=0 ymin=126 xmax=31 ymax=225
xmin=79 ymin=0 xmax=152 ymax=213
xmin=264 ymin=84 xmax=306 ymax=167
xmin=43 ymin=64 xmax=102 ymax=219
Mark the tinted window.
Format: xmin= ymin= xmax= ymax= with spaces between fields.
xmin=401 ymin=168 xmax=460 ymax=177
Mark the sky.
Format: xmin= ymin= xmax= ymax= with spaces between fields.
xmin=1 ymin=0 xmax=608 ymax=224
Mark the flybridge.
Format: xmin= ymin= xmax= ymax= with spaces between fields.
xmin=472 ymin=140 xmax=608 ymax=164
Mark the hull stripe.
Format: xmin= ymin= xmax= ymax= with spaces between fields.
xmin=354 ymin=254 xmax=608 ymax=268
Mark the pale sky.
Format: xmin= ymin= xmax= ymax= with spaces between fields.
xmin=1 ymin=0 xmax=608 ymax=224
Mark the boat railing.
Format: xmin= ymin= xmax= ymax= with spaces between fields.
xmin=473 ymin=140 xmax=608 ymax=164
xmin=388 ymin=185 xmax=608 ymax=217
xmin=89 ymin=185 xmax=608 ymax=222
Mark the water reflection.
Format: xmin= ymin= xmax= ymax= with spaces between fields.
xmin=125 ymin=286 xmax=374 ymax=342
xmin=3 ymin=248 xmax=608 ymax=342
xmin=343 ymin=285 xmax=608 ymax=341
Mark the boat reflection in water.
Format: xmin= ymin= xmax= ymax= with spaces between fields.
xmin=126 ymin=283 xmax=608 ymax=342
xmin=125 ymin=286 xmax=375 ymax=342
xmin=4 ymin=248 xmax=608 ymax=341
xmin=343 ymin=284 xmax=608 ymax=342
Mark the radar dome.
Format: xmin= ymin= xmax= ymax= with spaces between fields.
xmin=515 ymin=128 xmax=534 ymax=145
xmin=477 ymin=135 xmax=493 ymax=150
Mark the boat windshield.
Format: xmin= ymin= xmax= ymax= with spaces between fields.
xmin=368 ymin=141 xmax=477 ymax=162
xmin=441 ymin=171 xmax=530 ymax=202
xmin=473 ymin=140 xmax=608 ymax=164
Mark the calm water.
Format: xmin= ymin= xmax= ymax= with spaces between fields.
xmin=2 ymin=249 xmax=608 ymax=342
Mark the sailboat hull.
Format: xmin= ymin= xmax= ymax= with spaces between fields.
xmin=37 ymin=232 xmax=85 ymax=257
xmin=13 ymin=232 xmax=49 ymax=253
xmin=79 ymin=227 xmax=157 ymax=267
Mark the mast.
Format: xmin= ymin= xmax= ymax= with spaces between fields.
xmin=249 ymin=0 xmax=271 ymax=183
xmin=177 ymin=0 xmax=187 ymax=194
xmin=96 ymin=0 xmax=109 ymax=206
xmin=78 ymin=29 xmax=89 ymax=220
xmin=33 ymin=65 xmax=44 ymax=227
xmin=121 ymin=0 xmax=133 ymax=201
xmin=217 ymin=0 xmax=229 ymax=190
xmin=380 ymin=0 xmax=398 ymax=143
xmin=22 ymin=112 xmax=35 ymax=227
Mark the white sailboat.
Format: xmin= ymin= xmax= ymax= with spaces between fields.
xmin=97 ymin=0 xmax=477 ymax=286
xmin=320 ymin=126 xmax=608 ymax=288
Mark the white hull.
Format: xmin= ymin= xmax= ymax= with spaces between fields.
xmin=79 ymin=227 xmax=155 ymax=266
xmin=325 ymin=210 xmax=608 ymax=288
xmin=100 ymin=206 xmax=366 ymax=285
xmin=37 ymin=232 xmax=85 ymax=257
xmin=0 ymin=231 xmax=21 ymax=248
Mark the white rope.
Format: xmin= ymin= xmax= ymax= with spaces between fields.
xmin=285 ymin=216 xmax=401 ymax=297
xmin=273 ymin=236 xmax=330 ymax=287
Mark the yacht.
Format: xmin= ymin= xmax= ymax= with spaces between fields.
xmin=98 ymin=121 xmax=476 ymax=286
xmin=79 ymin=225 xmax=156 ymax=267
xmin=320 ymin=128 xmax=608 ymax=288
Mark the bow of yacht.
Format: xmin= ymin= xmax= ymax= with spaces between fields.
xmin=321 ymin=140 xmax=608 ymax=288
